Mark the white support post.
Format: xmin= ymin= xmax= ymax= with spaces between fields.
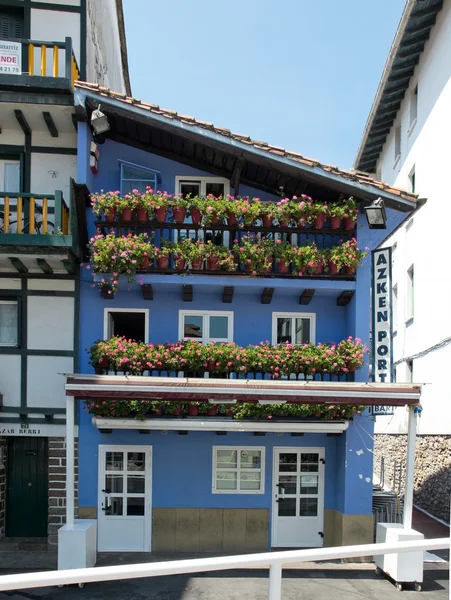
xmin=403 ymin=406 xmax=417 ymax=529
xmin=66 ymin=394 xmax=75 ymax=530
xmin=268 ymin=563 xmax=282 ymax=600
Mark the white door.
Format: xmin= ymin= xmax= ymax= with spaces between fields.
xmin=272 ymin=448 xmax=325 ymax=548
xmin=98 ymin=445 xmax=152 ymax=552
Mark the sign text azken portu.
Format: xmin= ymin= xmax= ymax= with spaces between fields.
xmin=372 ymin=247 xmax=393 ymax=383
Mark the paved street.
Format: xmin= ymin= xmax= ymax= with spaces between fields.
xmin=0 ymin=561 xmax=448 ymax=600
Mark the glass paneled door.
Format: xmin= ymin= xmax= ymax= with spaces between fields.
xmin=271 ymin=448 xmax=325 ymax=547
xmin=98 ymin=446 xmax=152 ymax=552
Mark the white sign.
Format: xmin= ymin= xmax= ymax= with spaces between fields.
xmin=369 ymin=406 xmax=395 ymax=416
xmin=0 ymin=41 xmax=21 ymax=75
xmin=0 ymin=423 xmax=71 ymax=437
xmin=372 ymin=247 xmax=393 ymax=383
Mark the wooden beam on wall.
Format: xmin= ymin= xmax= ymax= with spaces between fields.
xmin=299 ymin=289 xmax=315 ymax=305
xmin=261 ymin=287 xmax=274 ymax=304
xmin=36 ymin=258 xmax=53 ymax=274
xmin=14 ymin=110 xmax=31 ymax=135
xmin=337 ymin=290 xmax=355 ymax=306
xmin=183 ymin=284 xmax=193 ymax=302
xmin=223 ymin=286 xmax=234 ymax=304
xmin=9 ymin=257 xmax=28 ymax=273
xmin=43 ymin=112 xmax=59 ymax=138
xmin=141 ymin=284 xmax=153 ymax=300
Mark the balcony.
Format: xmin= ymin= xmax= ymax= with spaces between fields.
xmin=0 ymin=190 xmax=83 ymax=273
xmin=0 ymin=37 xmax=79 ymax=96
xmin=94 ymin=219 xmax=358 ymax=281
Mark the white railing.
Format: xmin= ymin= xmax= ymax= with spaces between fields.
xmin=0 ymin=538 xmax=449 ymax=599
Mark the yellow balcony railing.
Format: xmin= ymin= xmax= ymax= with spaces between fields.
xmin=0 ymin=191 xmax=70 ymax=237
xmin=9 ymin=36 xmax=79 ymax=87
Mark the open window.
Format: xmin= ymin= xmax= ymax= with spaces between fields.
xmin=104 ymin=309 xmax=148 ymax=343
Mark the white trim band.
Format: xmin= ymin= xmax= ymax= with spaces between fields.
xmin=93 ymin=417 xmax=349 ymax=434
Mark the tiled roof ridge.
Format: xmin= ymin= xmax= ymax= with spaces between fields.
xmin=75 ymin=81 xmax=418 ymax=203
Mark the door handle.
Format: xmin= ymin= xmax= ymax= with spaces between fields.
xmin=101 ymin=501 xmax=111 ymax=512
xmin=101 ymin=488 xmax=111 ymax=494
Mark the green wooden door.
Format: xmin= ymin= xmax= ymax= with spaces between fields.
xmin=6 ymin=437 xmax=48 ymax=537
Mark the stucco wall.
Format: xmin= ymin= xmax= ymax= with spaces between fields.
xmin=374 ymin=0 xmax=451 ymax=436
xmin=86 ymin=0 xmax=126 ymax=93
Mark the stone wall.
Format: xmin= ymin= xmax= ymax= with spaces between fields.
xmin=374 ymin=434 xmax=451 ymax=523
xmin=0 ymin=438 xmax=6 ymax=539
xmin=48 ymin=437 xmax=79 ymax=545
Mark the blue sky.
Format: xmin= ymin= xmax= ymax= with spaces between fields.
xmin=123 ymin=0 xmax=405 ymax=171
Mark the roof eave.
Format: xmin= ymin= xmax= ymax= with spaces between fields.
xmin=75 ymin=88 xmax=417 ymax=211
xmin=354 ymin=0 xmax=417 ymax=171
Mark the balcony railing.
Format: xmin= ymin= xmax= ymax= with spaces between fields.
xmin=1 ymin=37 xmax=79 ymax=87
xmin=0 ymin=191 xmax=69 ymax=236
xmin=95 ymin=219 xmax=357 ymax=279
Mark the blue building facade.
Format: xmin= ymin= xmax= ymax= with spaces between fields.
xmin=70 ymin=83 xmax=418 ymax=553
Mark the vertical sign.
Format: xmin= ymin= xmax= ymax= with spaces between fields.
xmin=0 ymin=41 xmax=21 ymax=75
xmin=372 ymin=247 xmax=393 ymax=383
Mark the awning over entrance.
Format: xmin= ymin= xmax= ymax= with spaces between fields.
xmin=65 ymin=374 xmax=421 ymax=406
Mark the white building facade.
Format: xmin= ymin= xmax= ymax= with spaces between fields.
xmin=354 ymin=0 xmax=450 ymax=523
xmin=0 ymin=0 xmax=130 ymax=543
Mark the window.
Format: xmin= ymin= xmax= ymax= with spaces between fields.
xmin=409 ymin=167 xmax=416 ymax=194
xmin=179 ymin=310 xmax=233 ymax=343
xmin=119 ymin=161 xmax=160 ymax=195
xmin=0 ymin=8 xmax=23 ymax=41
xmin=0 ymin=159 xmax=20 ymax=192
xmin=406 ymin=265 xmax=414 ymax=321
xmin=104 ymin=309 xmax=148 ymax=342
xmin=272 ymin=313 xmax=316 ymax=345
xmin=394 ymin=125 xmax=401 ymax=162
xmin=410 ymin=85 xmax=418 ymax=129
xmin=393 ymin=283 xmax=398 ymax=333
xmin=175 ymin=176 xmax=230 ymax=199
xmin=212 ymin=447 xmax=264 ymax=494
xmin=0 ymin=299 xmax=19 ymax=347
xmin=406 ymin=359 xmax=413 ymax=383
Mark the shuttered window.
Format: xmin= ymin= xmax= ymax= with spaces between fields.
xmin=0 ymin=9 xmax=23 ymax=40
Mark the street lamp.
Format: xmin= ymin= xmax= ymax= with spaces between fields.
xmin=91 ymin=107 xmax=110 ymax=135
xmin=364 ymin=197 xmax=387 ymax=229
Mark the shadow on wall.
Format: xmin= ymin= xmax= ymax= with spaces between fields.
xmin=373 ymin=434 xmax=451 ymax=524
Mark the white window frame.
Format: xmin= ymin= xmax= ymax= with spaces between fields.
xmin=392 ymin=283 xmax=398 ymax=334
xmin=394 ymin=125 xmax=401 ymax=166
xmin=0 ymin=159 xmax=20 ymax=192
xmin=175 ymin=175 xmax=230 ymax=197
xmin=271 ymin=312 xmax=316 ymax=345
xmin=0 ymin=299 xmax=19 ymax=347
xmin=178 ymin=310 xmax=234 ymax=343
xmin=212 ymin=446 xmax=265 ymax=495
xmin=406 ymin=264 xmax=414 ymax=321
xmin=119 ymin=160 xmax=160 ymax=195
xmin=409 ymin=85 xmax=418 ymax=134
xmin=103 ymin=308 xmax=149 ymax=343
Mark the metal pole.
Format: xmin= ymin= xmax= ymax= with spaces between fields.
xmin=66 ymin=395 xmax=75 ymax=530
xmin=268 ymin=563 xmax=282 ymax=600
xmin=403 ymin=406 xmax=417 ymax=528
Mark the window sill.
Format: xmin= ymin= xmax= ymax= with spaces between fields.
xmin=393 ymin=154 xmax=401 ymax=169
xmin=405 ymin=316 xmax=414 ymax=327
xmin=407 ymin=119 xmax=417 ymax=137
